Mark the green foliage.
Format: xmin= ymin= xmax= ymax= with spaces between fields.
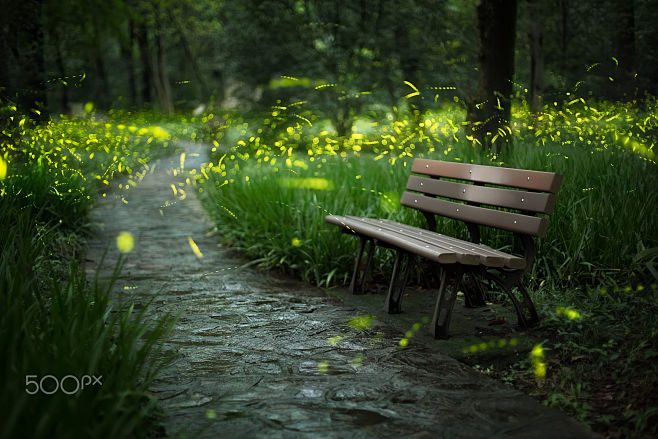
xmin=4 ymin=0 xmax=658 ymax=120
xmin=0 ymin=205 xmax=176 ymax=439
xmin=1 ymin=106 xmax=179 ymax=212
xmin=198 ymin=99 xmax=657 ymax=290
xmin=0 ymin=111 xmax=179 ymax=438
xmin=200 ymin=153 xmax=415 ymax=286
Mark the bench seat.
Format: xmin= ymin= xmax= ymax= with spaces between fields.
xmin=326 ymin=215 xmax=526 ymax=270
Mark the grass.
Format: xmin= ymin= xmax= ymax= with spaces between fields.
xmin=198 ymin=118 xmax=656 ymax=291
xmin=200 ymin=154 xmax=418 ymax=286
xmin=0 ymin=206 xmax=176 ymax=438
xmin=0 ymin=104 xmax=180 ymax=438
xmin=196 ymin=96 xmax=658 ymax=437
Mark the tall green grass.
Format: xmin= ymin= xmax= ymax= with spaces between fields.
xmin=198 ymin=139 xmax=657 ymax=291
xmin=1 ymin=106 xmax=178 ymax=438
xmin=0 ymin=203 xmax=176 ymax=438
xmin=200 ymin=154 xmax=419 ymax=286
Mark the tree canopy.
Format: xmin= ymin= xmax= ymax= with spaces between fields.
xmin=1 ymin=0 xmax=657 ymax=138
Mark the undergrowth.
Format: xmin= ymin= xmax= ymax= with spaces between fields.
xmin=0 ymin=104 xmax=179 ymax=438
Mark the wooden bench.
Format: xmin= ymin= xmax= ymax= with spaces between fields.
xmin=326 ymin=158 xmax=562 ymax=338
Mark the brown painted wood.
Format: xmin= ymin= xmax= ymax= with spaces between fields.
xmin=349 ymin=217 xmax=480 ymax=266
xmin=411 ymin=159 xmax=563 ymax=193
xmin=400 ymin=192 xmax=550 ymax=237
xmin=325 ymin=215 xmax=459 ymax=264
xmin=362 ymin=218 xmax=527 ymax=269
xmin=406 ymin=175 xmax=557 ymax=214
xmin=326 ymin=215 xmax=527 ymax=269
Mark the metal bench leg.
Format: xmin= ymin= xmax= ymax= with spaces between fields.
xmin=462 ymin=272 xmax=488 ymax=308
xmin=385 ymin=250 xmax=412 ymax=314
xmin=486 ymin=273 xmax=539 ymax=327
xmin=349 ymin=236 xmax=374 ymax=294
xmin=515 ymin=282 xmax=539 ymax=326
xmin=431 ymin=266 xmax=465 ymax=339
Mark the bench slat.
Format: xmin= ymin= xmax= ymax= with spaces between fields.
xmin=326 ymin=215 xmax=527 ymax=269
xmin=406 ymin=175 xmax=557 ymax=214
xmin=355 ymin=217 xmax=501 ymax=267
xmin=346 ymin=217 xmax=480 ymax=265
xmin=400 ymin=192 xmax=550 ymax=237
xmin=325 ymin=215 xmax=460 ymax=264
xmin=362 ymin=218 xmax=526 ymax=269
xmin=412 ymin=159 xmax=563 ymax=193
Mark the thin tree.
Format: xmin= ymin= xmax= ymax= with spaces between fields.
xmin=614 ymin=0 xmax=636 ymax=100
xmin=527 ymin=0 xmax=544 ymax=114
xmin=2 ymin=0 xmax=48 ymax=119
xmin=467 ymin=0 xmax=518 ymax=149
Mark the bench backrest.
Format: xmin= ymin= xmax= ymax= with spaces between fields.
xmin=401 ymin=159 xmax=563 ymax=238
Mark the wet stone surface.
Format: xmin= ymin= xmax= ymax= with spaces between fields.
xmin=86 ymin=142 xmax=596 ymax=438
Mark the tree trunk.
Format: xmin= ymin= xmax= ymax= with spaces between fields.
xmin=527 ymin=0 xmax=544 ymax=114
xmin=333 ymin=105 xmax=354 ymax=138
xmin=9 ymin=0 xmax=48 ymax=119
xmin=559 ymin=0 xmax=568 ymax=75
xmin=123 ymin=19 xmax=137 ymax=107
xmin=467 ymin=0 xmax=518 ymax=150
xmin=0 ymin=15 xmax=12 ymax=102
xmin=395 ymin=21 xmax=424 ymax=122
xmin=95 ymin=51 xmax=111 ymax=108
xmin=136 ymin=22 xmax=152 ymax=106
xmin=211 ymin=68 xmax=224 ymax=106
xmin=53 ymin=30 xmax=69 ymax=113
xmin=154 ymin=6 xmax=173 ymax=113
xmin=614 ymin=0 xmax=636 ymax=100
xmin=169 ymin=12 xmax=209 ymax=100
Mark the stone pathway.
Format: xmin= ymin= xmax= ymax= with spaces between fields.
xmin=86 ymin=141 xmax=596 ymax=438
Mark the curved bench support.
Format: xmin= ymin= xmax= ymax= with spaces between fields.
xmin=462 ymin=272 xmax=488 ymax=308
xmin=385 ymin=250 xmax=413 ymax=314
xmin=431 ymin=266 xmax=465 ymax=339
xmin=349 ymin=236 xmax=374 ymax=294
xmin=484 ymin=271 xmax=539 ymax=327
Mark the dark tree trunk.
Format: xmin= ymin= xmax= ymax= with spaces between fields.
xmin=395 ymin=22 xmax=424 ymax=121
xmin=169 ymin=12 xmax=209 ymax=100
xmin=467 ymin=0 xmax=518 ymax=150
xmin=53 ymin=31 xmax=69 ymax=113
xmin=374 ymin=0 xmax=397 ymax=107
xmin=559 ymin=0 xmax=568 ymax=75
xmin=123 ymin=19 xmax=138 ymax=107
xmin=8 ymin=0 xmax=48 ymax=119
xmin=614 ymin=0 xmax=636 ymax=100
xmin=527 ymin=0 xmax=544 ymax=114
xmin=211 ymin=68 xmax=224 ymax=106
xmin=95 ymin=51 xmax=110 ymax=108
xmin=136 ymin=22 xmax=152 ymax=106
xmin=154 ymin=6 xmax=173 ymax=113
xmin=0 ymin=19 xmax=11 ymax=102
